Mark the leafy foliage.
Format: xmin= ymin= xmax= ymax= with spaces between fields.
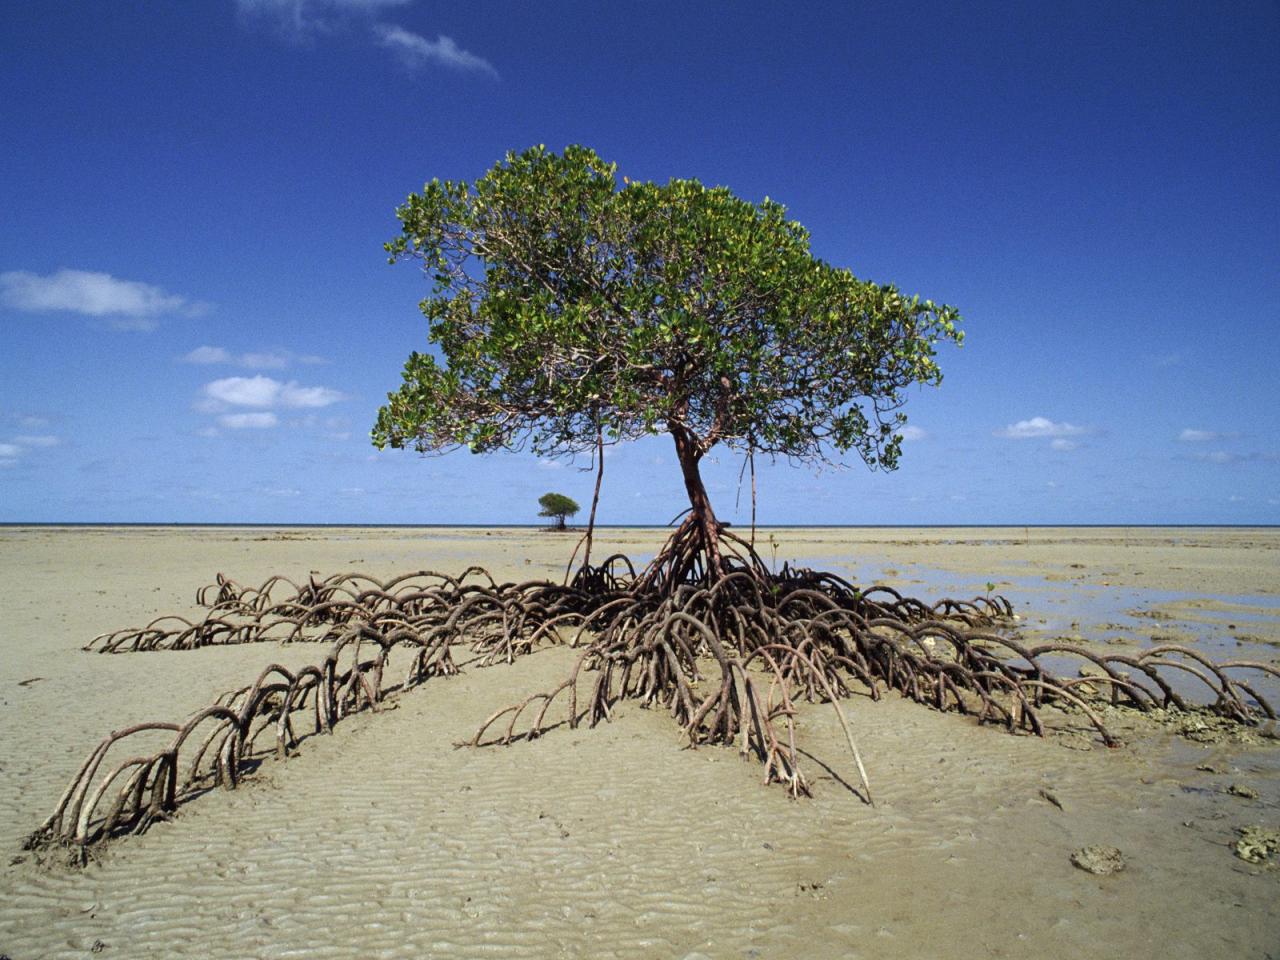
xmin=373 ymin=145 xmax=961 ymax=480
xmin=537 ymin=492 xmax=580 ymax=527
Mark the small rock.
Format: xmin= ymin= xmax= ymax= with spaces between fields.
xmin=1228 ymin=784 xmax=1259 ymax=799
xmin=1070 ymin=845 xmax=1126 ymax=876
xmin=1039 ymin=789 xmax=1064 ymax=811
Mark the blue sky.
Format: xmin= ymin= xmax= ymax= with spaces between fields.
xmin=1 ymin=0 xmax=1277 ymax=524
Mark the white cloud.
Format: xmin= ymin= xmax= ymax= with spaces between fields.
xmin=219 ymin=412 xmax=279 ymax=429
xmin=203 ymin=375 xmax=344 ymax=410
xmin=1050 ymin=438 xmax=1078 ymax=451
xmin=1 ymin=268 xmax=207 ymax=329
xmin=237 ymin=0 xmax=410 ymax=38
xmin=184 ymin=345 xmax=233 ymax=364
xmin=374 ymin=24 xmax=498 ymax=77
xmin=898 ymin=425 xmax=926 ymax=442
xmin=995 ymin=416 xmax=1087 ymax=439
xmin=281 ymin=382 xmax=344 ymax=407
xmin=0 ymin=433 xmax=62 ymax=462
xmin=205 ymin=375 xmax=283 ymax=407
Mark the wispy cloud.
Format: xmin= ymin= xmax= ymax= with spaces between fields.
xmin=1 ymin=268 xmax=208 ymax=330
xmin=1050 ymin=438 xmax=1078 ymax=451
xmin=1178 ymin=428 xmax=1238 ymax=443
xmin=995 ymin=416 xmax=1087 ymax=439
xmin=202 ymin=375 xmax=344 ymax=409
xmin=236 ymin=0 xmax=410 ymax=39
xmin=219 ymin=412 xmax=279 ymax=429
xmin=0 ymin=432 xmax=63 ymax=466
xmin=184 ymin=346 xmax=233 ymax=364
xmin=280 ymin=383 xmax=345 ymax=407
xmin=183 ymin=345 xmax=305 ymax=369
xmin=234 ymin=1 xmax=497 ymax=81
xmin=898 ymin=425 xmax=926 ymax=442
xmin=1189 ymin=450 xmax=1279 ymax=466
xmin=374 ymin=24 xmax=498 ymax=78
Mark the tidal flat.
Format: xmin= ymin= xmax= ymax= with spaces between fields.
xmin=1 ymin=525 xmax=1277 ymax=959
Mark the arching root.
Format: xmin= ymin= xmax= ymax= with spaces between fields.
xmin=27 ymin=546 xmax=1278 ymax=858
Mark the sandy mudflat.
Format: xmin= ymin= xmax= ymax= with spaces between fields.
xmin=1 ymin=525 xmax=1277 ymax=959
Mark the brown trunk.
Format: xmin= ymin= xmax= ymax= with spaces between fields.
xmin=672 ymin=428 xmax=724 ymax=579
xmin=581 ymin=424 xmax=604 ymax=567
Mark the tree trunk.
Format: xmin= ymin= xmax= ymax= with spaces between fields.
xmin=672 ymin=428 xmax=724 ymax=579
xmin=557 ymin=515 xmax=566 ymax=530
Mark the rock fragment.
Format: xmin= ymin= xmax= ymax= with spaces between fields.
xmin=1070 ymin=845 xmax=1126 ymax=876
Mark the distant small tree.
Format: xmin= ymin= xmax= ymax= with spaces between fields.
xmin=537 ymin=492 xmax=580 ymax=530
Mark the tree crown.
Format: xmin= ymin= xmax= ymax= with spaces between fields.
xmin=373 ymin=145 xmax=961 ymax=472
xmin=537 ymin=492 xmax=580 ymax=520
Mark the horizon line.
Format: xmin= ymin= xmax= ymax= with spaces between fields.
xmin=2 ymin=522 xmax=1277 ymax=530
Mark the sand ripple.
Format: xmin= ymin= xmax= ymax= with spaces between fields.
xmin=2 ymin=527 xmax=1277 ymax=959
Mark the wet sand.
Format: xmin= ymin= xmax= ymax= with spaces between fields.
xmin=1 ymin=525 xmax=1277 ymax=959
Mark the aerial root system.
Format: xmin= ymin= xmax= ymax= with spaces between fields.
xmin=28 ymin=544 xmax=1279 ymax=857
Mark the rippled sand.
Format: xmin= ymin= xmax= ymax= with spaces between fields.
xmin=1 ymin=526 xmax=1277 ymax=959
